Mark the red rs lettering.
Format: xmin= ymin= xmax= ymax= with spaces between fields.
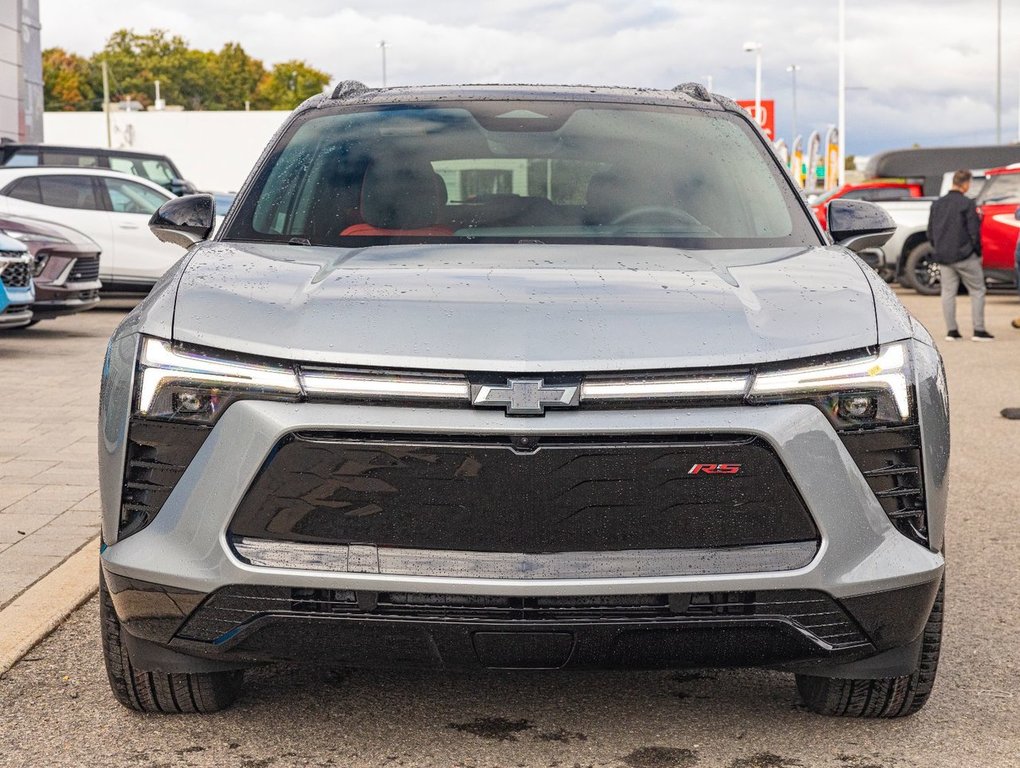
xmin=688 ymin=463 xmax=742 ymax=475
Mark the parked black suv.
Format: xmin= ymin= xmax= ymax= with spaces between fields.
xmin=0 ymin=139 xmax=196 ymax=196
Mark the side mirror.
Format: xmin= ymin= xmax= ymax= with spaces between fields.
xmin=827 ymin=199 xmax=897 ymax=253
xmin=169 ymin=177 xmax=198 ymax=196
xmin=149 ymin=193 xmax=215 ymax=248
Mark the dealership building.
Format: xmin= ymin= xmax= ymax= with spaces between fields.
xmin=0 ymin=0 xmax=43 ymax=142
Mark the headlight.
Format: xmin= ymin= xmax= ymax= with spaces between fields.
xmin=748 ymin=342 xmax=912 ymax=428
xmin=135 ymin=337 xmax=301 ymax=423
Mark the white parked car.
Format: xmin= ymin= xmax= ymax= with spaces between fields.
xmin=0 ymin=167 xmax=182 ymax=293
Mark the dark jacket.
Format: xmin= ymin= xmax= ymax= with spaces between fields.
xmin=927 ymin=190 xmax=981 ymax=264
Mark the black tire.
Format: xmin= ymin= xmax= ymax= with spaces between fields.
xmin=901 ymin=242 xmax=941 ymax=296
xmin=100 ymin=571 xmax=243 ymax=713
xmin=795 ymin=577 xmax=944 ymax=718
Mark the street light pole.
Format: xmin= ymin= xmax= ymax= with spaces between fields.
xmin=379 ymin=40 xmax=388 ymax=88
xmin=743 ymin=41 xmax=763 ymax=129
xmin=786 ymin=64 xmax=800 ymax=142
xmin=996 ymin=0 xmax=1002 ymax=143
xmin=837 ymin=0 xmax=846 ymax=187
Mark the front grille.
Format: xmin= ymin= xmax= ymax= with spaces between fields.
xmin=0 ymin=260 xmax=31 ymax=288
xmin=175 ymin=585 xmax=869 ymax=650
xmin=119 ymin=419 xmax=211 ymax=538
xmin=68 ymin=257 xmax=100 ymax=282
xmin=228 ymin=432 xmax=818 ymax=554
xmin=840 ymin=425 xmax=927 ymax=545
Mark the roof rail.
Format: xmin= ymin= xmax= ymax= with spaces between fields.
xmin=331 ymin=80 xmax=370 ymax=101
xmin=672 ymin=82 xmax=712 ymax=103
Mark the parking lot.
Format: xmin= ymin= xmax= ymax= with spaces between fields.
xmin=1 ymin=289 xmax=1019 ymax=768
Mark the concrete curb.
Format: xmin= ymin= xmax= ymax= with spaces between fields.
xmin=0 ymin=537 xmax=99 ymax=676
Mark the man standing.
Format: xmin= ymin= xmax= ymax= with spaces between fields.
xmin=927 ymin=169 xmax=993 ymax=341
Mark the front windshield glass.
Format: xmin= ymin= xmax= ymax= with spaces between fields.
xmin=976 ymin=173 xmax=1020 ymax=205
xmin=225 ymin=101 xmax=818 ymax=249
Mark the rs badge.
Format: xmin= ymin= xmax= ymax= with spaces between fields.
xmin=688 ymin=463 xmax=742 ymax=475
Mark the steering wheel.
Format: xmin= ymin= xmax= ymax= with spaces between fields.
xmin=610 ymin=206 xmax=699 ymax=227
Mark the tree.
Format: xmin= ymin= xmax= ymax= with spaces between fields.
xmin=41 ymin=29 xmax=329 ymax=111
xmin=42 ymin=48 xmax=96 ymax=111
xmin=253 ymin=60 xmax=331 ymax=110
xmin=209 ymin=43 xmax=264 ymax=110
xmin=95 ymin=29 xmax=215 ymax=109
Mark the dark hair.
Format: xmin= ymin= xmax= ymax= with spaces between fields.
xmin=952 ymin=169 xmax=972 ymax=187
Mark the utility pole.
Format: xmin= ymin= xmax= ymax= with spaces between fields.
xmin=837 ymin=0 xmax=846 ymax=187
xmin=743 ymin=42 xmax=763 ymax=129
xmin=996 ymin=0 xmax=1002 ymax=143
xmin=379 ymin=40 xmax=388 ymax=87
xmin=102 ymin=59 xmax=111 ymax=148
xmin=786 ymin=64 xmax=800 ymax=142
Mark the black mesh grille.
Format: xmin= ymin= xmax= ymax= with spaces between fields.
xmin=839 ymin=425 xmax=927 ymax=545
xmin=119 ymin=419 xmax=211 ymax=538
xmin=175 ymin=585 xmax=868 ymax=650
xmin=229 ymin=432 xmax=818 ymax=553
xmin=68 ymin=257 xmax=100 ymax=282
xmin=0 ymin=260 xmax=31 ymax=288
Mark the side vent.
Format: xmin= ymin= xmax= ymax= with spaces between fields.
xmin=839 ymin=425 xmax=927 ymax=545
xmin=119 ymin=420 xmax=211 ymax=539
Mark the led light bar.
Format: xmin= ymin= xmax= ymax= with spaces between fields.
xmin=581 ymin=375 xmax=749 ymax=401
xmin=299 ymin=369 xmax=470 ymax=400
xmin=749 ymin=343 xmax=910 ymax=418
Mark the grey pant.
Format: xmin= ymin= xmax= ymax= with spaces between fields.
xmin=940 ymin=254 xmax=986 ymax=333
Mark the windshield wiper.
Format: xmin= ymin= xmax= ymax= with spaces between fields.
xmin=288 ymin=237 xmax=311 ymax=246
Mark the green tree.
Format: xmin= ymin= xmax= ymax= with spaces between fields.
xmin=41 ymin=29 xmax=329 ymax=111
xmin=209 ymin=42 xmax=264 ymax=110
xmin=94 ymin=28 xmax=215 ymax=109
xmin=42 ymin=47 xmax=96 ymax=111
xmin=253 ymin=60 xmax=331 ymax=110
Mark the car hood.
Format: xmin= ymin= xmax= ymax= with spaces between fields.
xmin=172 ymin=242 xmax=883 ymax=372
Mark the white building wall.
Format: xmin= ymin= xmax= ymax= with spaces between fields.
xmin=43 ymin=110 xmax=292 ymax=191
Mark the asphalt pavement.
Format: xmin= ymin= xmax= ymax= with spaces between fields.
xmin=0 ymin=289 xmax=1018 ymax=768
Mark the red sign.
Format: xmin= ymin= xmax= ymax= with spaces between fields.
xmin=736 ymin=99 xmax=775 ymax=141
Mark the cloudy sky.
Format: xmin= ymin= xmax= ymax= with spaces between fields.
xmin=39 ymin=0 xmax=1019 ymax=155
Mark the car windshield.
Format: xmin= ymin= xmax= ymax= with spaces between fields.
xmin=976 ymin=172 xmax=1020 ymax=205
xmin=224 ymin=101 xmax=818 ymax=249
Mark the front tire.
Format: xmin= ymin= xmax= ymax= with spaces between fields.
xmin=795 ymin=577 xmax=943 ymax=718
xmin=100 ymin=570 xmax=243 ymax=713
xmin=901 ymin=242 xmax=941 ymax=295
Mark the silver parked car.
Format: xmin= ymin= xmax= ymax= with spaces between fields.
xmin=98 ymin=83 xmax=948 ymax=717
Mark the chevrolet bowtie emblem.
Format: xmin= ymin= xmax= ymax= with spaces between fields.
xmin=471 ymin=378 xmax=581 ymax=416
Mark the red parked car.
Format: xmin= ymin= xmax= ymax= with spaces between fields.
xmin=975 ymin=165 xmax=1020 ymax=287
xmin=810 ymin=180 xmax=924 ymax=231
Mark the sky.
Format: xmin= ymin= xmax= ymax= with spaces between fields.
xmin=38 ymin=0 xmax=1020 ymax=156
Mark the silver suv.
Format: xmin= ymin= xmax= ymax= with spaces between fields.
xmin=98 ymin=83 xmax=947 ymax=717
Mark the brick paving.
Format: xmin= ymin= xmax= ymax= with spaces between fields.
xmin=0 ymin=303 xmax=133 ymax=608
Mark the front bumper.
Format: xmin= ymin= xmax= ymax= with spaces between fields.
xmin=101 ymin=400 xmax=944 ymax=673
xmin=0 ymin=303 xmax=33 ymax=328
xmin=32 ymin=279 xmax=102 ymax=318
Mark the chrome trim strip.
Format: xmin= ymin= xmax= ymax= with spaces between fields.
xmin=231 ymin=536 xmax=818 ymax=579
